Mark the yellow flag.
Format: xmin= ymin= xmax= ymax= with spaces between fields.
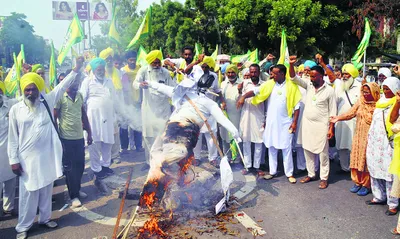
xmin=108 ymin=0 xmax=120 ymax=45
xmin=57 ymin=14 xmax=84 ymax=65
xmin=126 ymin=6 xmax=152 ymax=50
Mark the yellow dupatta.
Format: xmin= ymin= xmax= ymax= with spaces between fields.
xmin=106 ymin=67 xmax=122 ymax=90
xmin=251 ymin=78 xmax=302 ymax=117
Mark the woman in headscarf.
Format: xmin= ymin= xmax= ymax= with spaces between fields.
xmin=389 ymin=87 xmax=400 ymax=234
xmin=365 ymin=77 xmax=400 ymax=215
xmin=330 ymin=82 xmax=380 ymax=196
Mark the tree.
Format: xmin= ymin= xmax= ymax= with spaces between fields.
xmin=0 ymin=12 xmax=51 ymax=66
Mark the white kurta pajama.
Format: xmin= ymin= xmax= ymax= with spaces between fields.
xmin=256 ymin=81 xmax=298 ymax=177
xmin=240 ymin=79 xmax=265 ymax=169
xmin=8 ymin=71 xmax=78 ymax=232
xmin=194 ymin=72 xmax=221 ymax=162
xmin=134 ymin=66 xmax=174 ymax=164
xmin=218 ymin=77 xmax=242 ymax=161
xmin=335 ymin=80 xmax=361 ymax=171
xmin=0 ymin=97 xmax=18 ymax=212
xmin=291 ymin=75 xmax=337 ymax=181
xmin=80 ymin=74 xmax=116 ymax=173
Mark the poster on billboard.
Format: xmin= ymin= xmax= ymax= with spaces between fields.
xmin=90 ymin=2 xmax=111 ymax=21
xmin=52 ymin=1 xmax=111 ymax=21
xmin=53 ymin=1 xmax=76 ymax=20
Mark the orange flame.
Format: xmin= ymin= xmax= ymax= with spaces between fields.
xmin=141 ymin=192 xmax=156 ymax=210
xmin=138 ymin=215 xmax=167 ymax=237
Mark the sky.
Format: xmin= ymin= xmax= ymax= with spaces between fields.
xmin=0 ymin=0 xmax=185 ymax=51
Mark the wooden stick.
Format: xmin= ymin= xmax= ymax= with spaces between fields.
xmin=184 ymin=95 xmax=224 ymax=158
xmin=234 ymin=138 xmax=248 ymax=171
xmin=112 ymin=168 xmax=133 ymax=239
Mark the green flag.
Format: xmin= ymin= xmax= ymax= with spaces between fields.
xmin=211 ymin=44 xmax=218 ymax=60
xmin=49 ymin=41 xmax=57 ymax=87
xmin=4 ymin=44 xmax=24 ymax=96
xmin=126 ymin=6 xmax=152 ymax=50
xmin=194 ymin=43 xmax=203 ymax=60
xmin=278 ymin=29 xmax=289 ymax=67
xmin=231 ymin=53 xmax=249 ymax=64
xmin=248 ymin=49 xmax=259 ymax=64
xmin=351 ymin=18 xmax=371 ymax=70
xmin=57 ymin=14 xmax=84 ymax=65
xmin=136 ymin=45 xmax=148 ymax=66
xmin=108 ymin=0 xmax=120 ymax=45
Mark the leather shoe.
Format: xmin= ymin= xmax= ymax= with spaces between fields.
xmin=319 ymin=180 xmax=328 ymax=189
xmin=300 ymin=176 xmax=315 ymax=183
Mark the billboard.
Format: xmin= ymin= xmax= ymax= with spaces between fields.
xmin=52 ymin=1 xmax=111 ymax=21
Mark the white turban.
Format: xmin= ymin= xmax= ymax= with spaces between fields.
xmin=378 ymin=67 xmax=392 ymax=78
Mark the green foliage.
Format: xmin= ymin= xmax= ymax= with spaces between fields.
xmin=0 ymin=13 xmax=51 ymax=66
xmin=91 ymin=0 xmax=398 ymax=61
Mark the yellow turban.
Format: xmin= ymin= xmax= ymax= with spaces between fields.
xmin=31 ymin=64 xmax=44 ymax=73
xmin=298 ymin=64 xmax=304 ymax=72
xmin=226 ymin=64 xmax=238 ymax=74
xmin=200 ymin=56 xmax=216 ymax=70
xmin=20 ymin=72 xmax=45 ymax=92
xmin=0 ymin=81 xmax=5 ymax=95
xmin=342 ymin=63 xmax=359 ymax=78
xmin=99 ymin=47 xmax=115 ymax=60
xmin=145 ymin=50 xmax=162 ymax=64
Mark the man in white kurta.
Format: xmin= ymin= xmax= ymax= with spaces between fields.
xmin=80 ymin=58 xmax=116 ymax=179
xmin=8 ymin=62 xmax=82 ymax=237
xmin=133 ymin=50 xmax=174 ymax=165
xmin=219 ymin=64 xmax=242 ymax=163
xmin=239 ymin=70 xmax=265 ymax=175
xmin=0 ymin=84 xmax=18 ymax=216
xmin=289 ymin=57 xmax=337 ymax=189
xmin=99 ymin=47 xmax=124 ymax=164
xmin=237 ymin=64 xmax=301 ymax=183
xmin=335 ymin=64 xmax=361 ymax=172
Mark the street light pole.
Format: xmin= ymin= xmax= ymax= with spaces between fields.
xmin=87 ymin=0 xmax=92 ymax=49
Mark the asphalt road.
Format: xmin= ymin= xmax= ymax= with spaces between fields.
xmin=0 ymin=149 xmax=399 ymax=239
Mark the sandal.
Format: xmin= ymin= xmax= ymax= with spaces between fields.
xmin=256 ymin=170 xmax=266 ymax=177
xmin=288 ymin=176 xmax=297 ymax=184
xmin=241 ymin=169 xmax=249 ymax=175
xmin=386 ymin=208 xmax=398 ymax=216
xmin=391 ymin=228 xmax=400 ymax=235
xmin=365 ymin=199 xmax=386 ymax=205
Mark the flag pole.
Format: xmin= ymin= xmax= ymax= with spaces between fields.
xmin=363 ymin=49 xmax=367 ymax=78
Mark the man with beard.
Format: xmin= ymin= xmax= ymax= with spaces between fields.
xmin=236 ymin=64 xmax=266 ymax=175
xmin=219 ymin=64 xmax=242 ymax=164
xmin=99 ymin=47 xmax=123 ymax=164
xmin=333 ymin=64 xmax=361 ymax=173
xmin=80 ymin=58 xmax=116 ymax=179
xmin=8 ymin=58 xmax=83 ymax=239
xmin=134 ymin=50 xmax=174 ymax=167
xmin=164 ymin=46 xmax=196 ymax=83
xmin=0 ymin=81 xmax=18 ymax=217
xmin=237 ymin=64 xmax=301 ymax=183
xmin=289 ymin=56 xmax=336 ymax=189
xmin=120 ymin=50 xmax=144 ymax=153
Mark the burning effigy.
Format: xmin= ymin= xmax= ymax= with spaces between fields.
xmin=131 ymin=66 xmax=241 ymax=238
